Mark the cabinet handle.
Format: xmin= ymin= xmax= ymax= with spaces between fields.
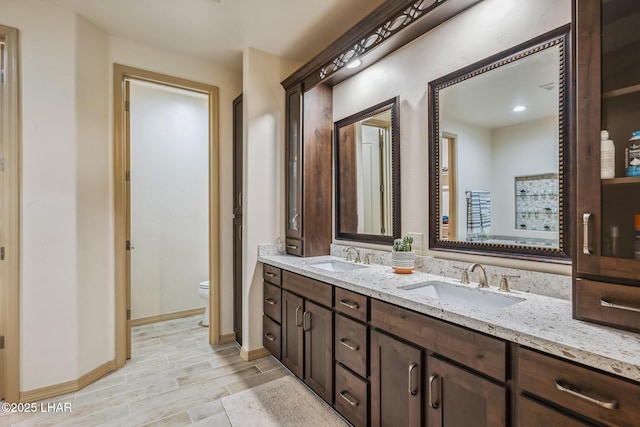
xmin=339 ymin=299 xmax=359 ymax=310
xmin=238 ymin=192 xmax=242 ymax=208
xmin=303 ymin=311 xmax=311 ymax=331
xmin=339 ymin=338 xmax=359 ymax=352
xmin=554 ymin=380 xmax=618 ymax=410
xmin=264 ymin=333 xmax=276 ymax=342
xmin=265 ymin=298 xmax=276 ymax=305
xmin=265 ymin=272 xmax=276 ymax=278
xmin=582 ymin=213 xmax=592 ymax=255
xmin=600 ymin=299 xmax=640 ymax=313
xmin=408 ymin=363 xmax=418 ymax=396
xmin=339 ymin=391 xmax=359 ymax=407
xmin=428 ymin=374 xmax=441 ymax=408
xmin=295 ymin=307 xmax=302 ymax=327
xmin=286 ymin=244 xmax=299 ymax=250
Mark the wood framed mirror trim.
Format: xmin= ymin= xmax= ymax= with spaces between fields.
xmin=428 ymin=25 xmax=573 ymax=263
xmin=334 ymin=97 xmax=401 ymax=245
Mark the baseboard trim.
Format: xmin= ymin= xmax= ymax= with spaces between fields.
xmin=20 ymin=360 xmax=116 ymax=403
xmin=130 ymin=307 xmax=206 ymax=327
xmin=240 ymin=347 xmax=272 ymax=361
xmin=219 ymin=332 xmax=237 ymax=344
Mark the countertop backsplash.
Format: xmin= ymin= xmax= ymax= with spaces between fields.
xmin=257 ymin=243 xmax=571 ymax=300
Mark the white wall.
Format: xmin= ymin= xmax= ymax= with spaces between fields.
xmin=129 ymin=82 xmax=208 ymax=319
xmin=491 ymin=117 xmax=558 ymax=239
xmin=332 ymin=0 xmax=571 ymax=274
xmin=242 ymin=47 xmax=300 ymax=352
xmin=75 ymin=11 xmax=112 ymax=380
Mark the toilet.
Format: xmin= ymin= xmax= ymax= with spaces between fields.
xmin=198 ymin=280 xmax=210 ymax=327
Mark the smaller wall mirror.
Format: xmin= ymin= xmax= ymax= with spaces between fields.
xmin=335 ymin=97 xmax=400 ymax=245
xmin=429 ymin=27 xmax=571 ymax=262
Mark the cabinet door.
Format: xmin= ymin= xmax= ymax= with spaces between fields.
xmin=303 ymin=301 xmax=333 ymax=403
xmin=281 ymin=290 xmax=303 ymax=378
xmin=233 ymin=217 xmax=242 ymax=344
xmin=371 ymin=330 xmax=422 ymax=427
xmin=285 ymin=83 xmax=303 ymax=241
xmin=576 ymin=0 xmax=640 ymax=279
xmin=427 ymin=355 xmax=506 ymax=427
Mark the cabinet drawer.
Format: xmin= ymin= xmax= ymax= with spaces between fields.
xmin=335 ymin=288 xmax=368 ymax=322
xmin=371 ymin=299 xmax=507 ymax=382
xmin=517 ymin=395 xmax=592 ymax=427
xmin=574 ymin=278 xmax=640 ymax=333
xmin=285 ymin=238 xmax=303 ymax=256
xmin=263 ymin=314 xmax=281 ymax=360
xmin=263 ymin=264 xmax=281 ymax=286
xmin=335 ymin=314 xmax=367 ymax=378
xmin=282 ymin=270 xmax=332 ymax=307
xmin=518 ymin=347 xmax=640 ymax=427
xmin=335 ymin=363 xmax=368 ymax=427
xmin=263 ymin=282 xmax=281 ymax=323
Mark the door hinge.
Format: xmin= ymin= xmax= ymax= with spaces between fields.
xmin=0 ymin=336 xmax=4 ymax=349
xmin=0 ymin=247 xmax=4 ymax=261
xmin=127 ymin=309 xmax=131 ymax=321
xmin=125 ymin=170 xmax=130 ymax=181
xmin=126 ymin=240 xmax=131 ymax=251
xmin=125 ymin=100 xmax=130 ymax=112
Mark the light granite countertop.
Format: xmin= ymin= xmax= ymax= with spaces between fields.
xmin=258 ymin=254 xmax=640 ymax=383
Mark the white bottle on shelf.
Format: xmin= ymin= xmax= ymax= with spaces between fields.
xmin=601 ymin=130 xmax=615 ymax=179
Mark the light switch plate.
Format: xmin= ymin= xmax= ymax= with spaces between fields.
xmin=407 ymin=232 xmax=423 ymax=251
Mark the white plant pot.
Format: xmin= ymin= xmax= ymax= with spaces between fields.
xmin=391 ymin=251 xmax=415 ymax=274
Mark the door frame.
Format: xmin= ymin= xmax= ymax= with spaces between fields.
xmin=0 ymin=24 xmax=21 ymax=402
xmin=113 ymin=64 xmax=220 ymax=367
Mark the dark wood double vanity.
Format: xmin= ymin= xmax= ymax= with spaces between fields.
xmin=261 ymin=262 xmax=640 ymax=426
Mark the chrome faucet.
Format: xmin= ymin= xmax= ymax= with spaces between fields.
xmin=344 ymin=246 xmax=361 ymax=263
xmin=468 ymin=263 xmax=489 ymax=288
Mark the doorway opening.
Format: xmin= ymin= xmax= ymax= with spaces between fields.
xmin=0 ymin=24 xmax=21 ymax=403
xmin=113 ymin=65 xmax=220 ymax=366
xmin=441 ymin=133 xmax=458 ymax=240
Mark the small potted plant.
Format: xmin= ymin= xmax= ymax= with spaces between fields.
xmin=392 ymin=235 xmax=415 ymax=274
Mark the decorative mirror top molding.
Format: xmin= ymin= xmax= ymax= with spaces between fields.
xmin=428 ymin=26 xmax=571 ymax=262
xmin=335 ymin=97 xmax=401 ymax=245
xmin=319 ymin=0 xmax=446 ymax=80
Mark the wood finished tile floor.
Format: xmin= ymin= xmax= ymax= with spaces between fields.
xmin=0 ymin=315 xmax=295 ymax=426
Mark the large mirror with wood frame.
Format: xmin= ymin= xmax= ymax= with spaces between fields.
xmin=335 ymin=97 xmax=400 ymax=245
xmin=428 ymin=27 xmax=571 ymax=262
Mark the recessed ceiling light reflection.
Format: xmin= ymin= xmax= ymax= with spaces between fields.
xmin=346 ymin=59 xmax=362 ymax=69
xmin=512 ymin=105 xmax=527 ymax=112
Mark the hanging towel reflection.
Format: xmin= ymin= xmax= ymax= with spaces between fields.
xmin=466 ymin=190 xmax=491 ymax=237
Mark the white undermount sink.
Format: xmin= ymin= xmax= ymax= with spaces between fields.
xmin=399 ymin=280 xmax=524 ymax=312
xmin=309 ymin=260 xmax=369 ymax=273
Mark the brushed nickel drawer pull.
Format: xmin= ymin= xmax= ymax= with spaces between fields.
xmin=286 ymin=244 xmax=299 ymax=250
xmin=265 ymin=272 xmax=276 ymax=278
xmin=339 ymin=391 xmax=359 ymax=407
xmin=295 ymin=307 xmax=302 ymax=327
xmin=265 ymin=298 xmax=276 ymax=305
xmin=554 ymin=380 xmax=618 ymax=410
xmin=600 ymin=299 xmax=640 ymax=313
xmin=339 ymin=338 xmax=359 ymax=352
xmin=408 ymin=363 xmax=418 ymax=396
xmin=303 ymin=311 xmax=311 ymax=332
xmin=582 ymin=213 xmax=592 ymax=255
xmin=428 ymin=374 xmax=440 ymax=408
xmin=264 ymin=333 xmax=276 ymax=342
xmin=339 ymin=299 xmax=359 ymax=310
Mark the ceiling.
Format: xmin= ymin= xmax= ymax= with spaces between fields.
xmin=46 ymin=0 xmax=385 ymax=70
